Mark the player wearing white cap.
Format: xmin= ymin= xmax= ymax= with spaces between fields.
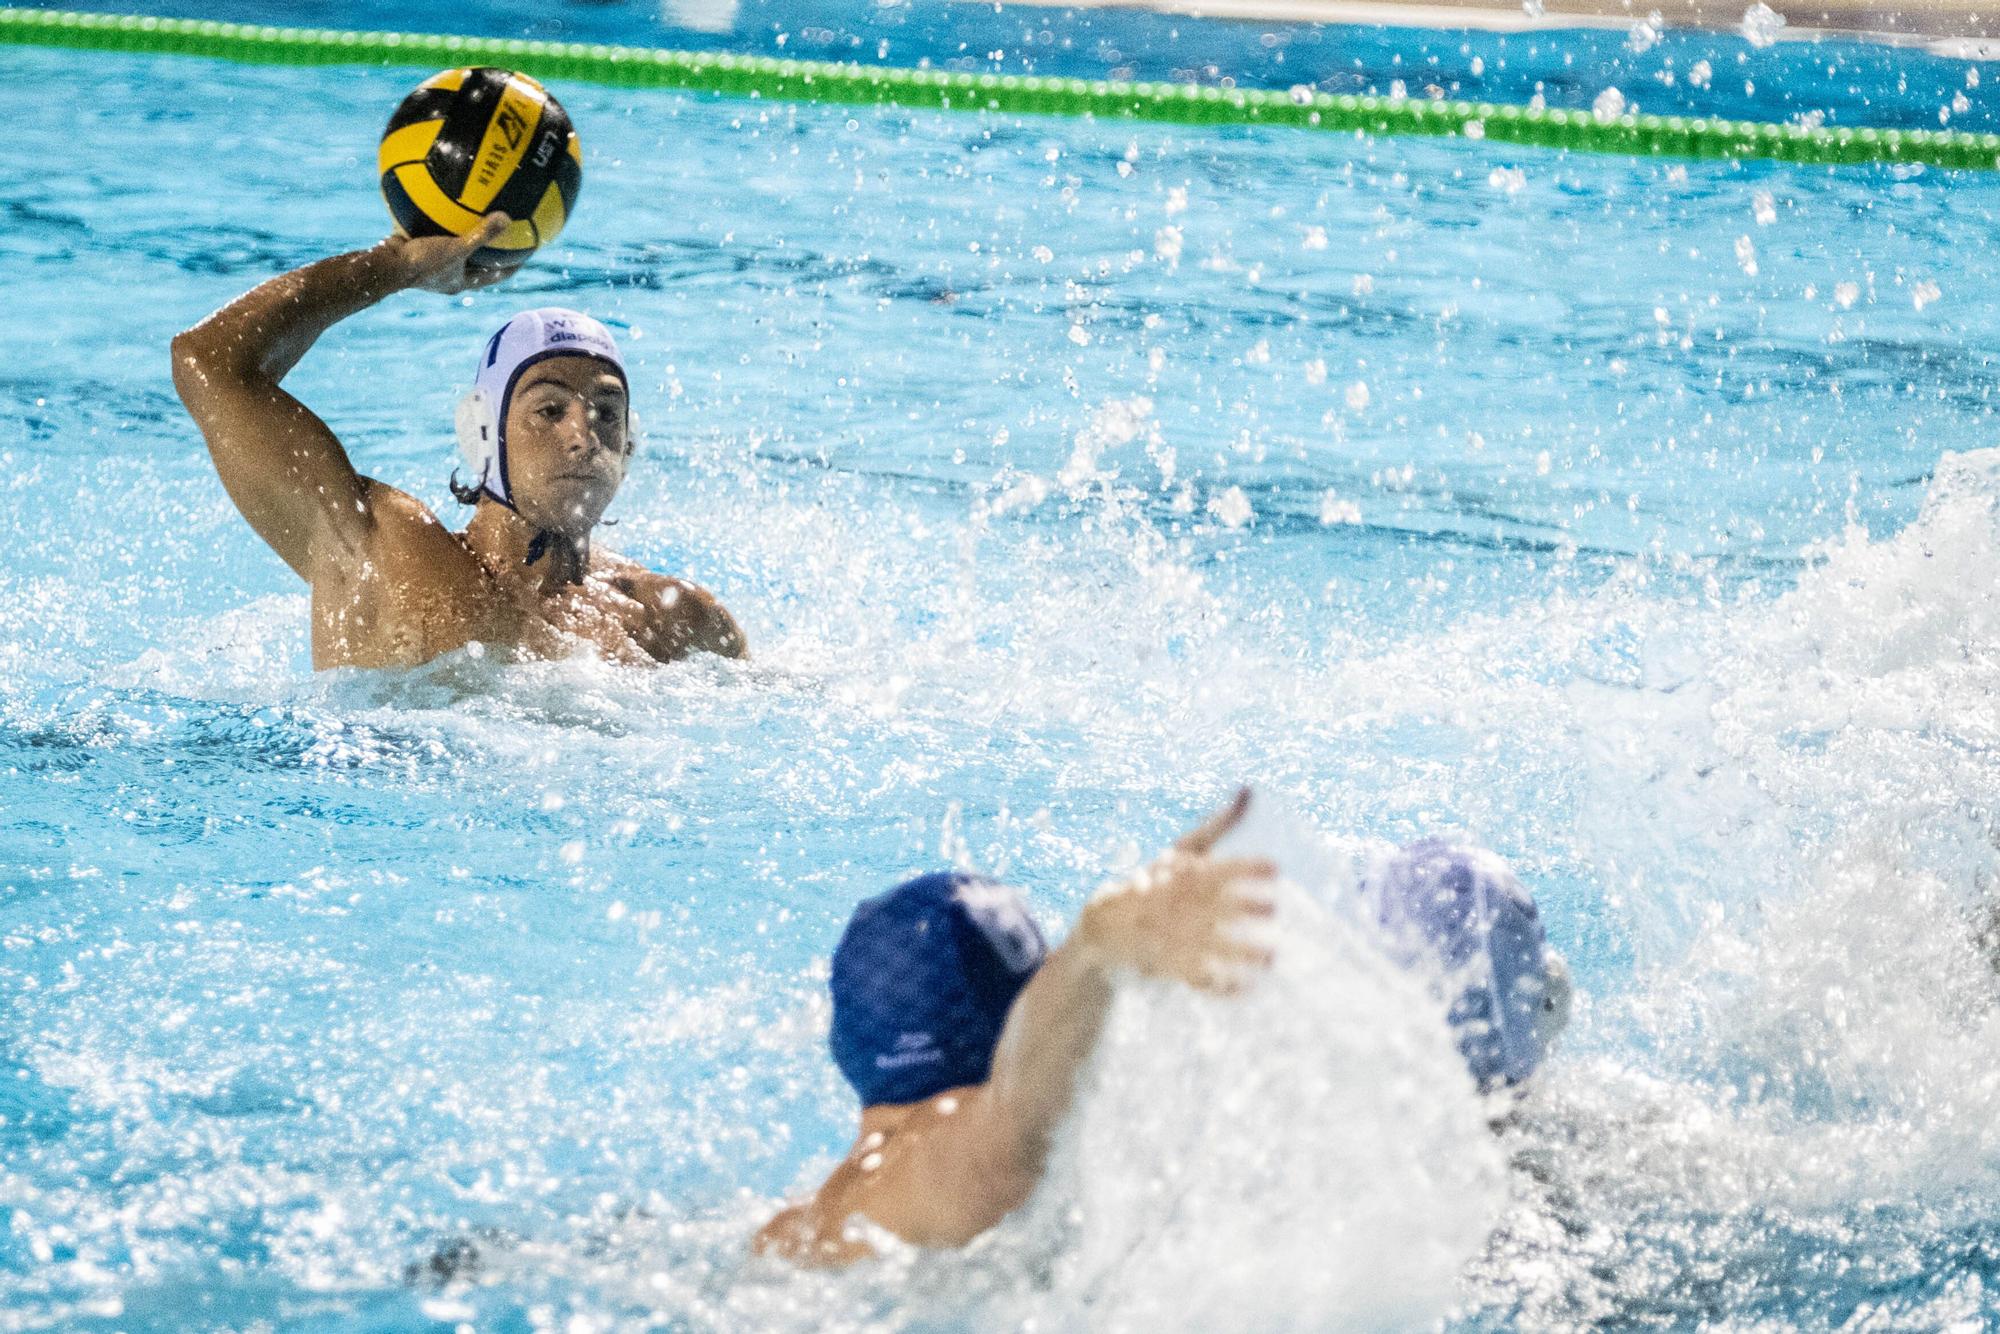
xmin=170 ymin=215 xmax=745 ymax=670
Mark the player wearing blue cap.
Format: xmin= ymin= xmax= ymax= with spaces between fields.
xmin=755 ymin=791 xmax=1279 ymax=1266
xmin=754 ymin=793 xmax=1570 ymax=1267
xmin=171 ymin=215 xmax=745 ymax=670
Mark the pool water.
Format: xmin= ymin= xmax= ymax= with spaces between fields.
xmin=4 ymin=8 xmax=2000 ymax=1331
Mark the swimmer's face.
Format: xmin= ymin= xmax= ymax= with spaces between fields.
xmin=503 ymin=355 xmax=632 ymax=535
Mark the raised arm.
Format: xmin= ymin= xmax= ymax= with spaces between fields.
xmin=979 ymin=790 xmax=1276 ymax=1175
xmin=756 ymin=794 xmax=1275 ymax=1264
xmin=168 ymin=217 xmax=511 ymax=581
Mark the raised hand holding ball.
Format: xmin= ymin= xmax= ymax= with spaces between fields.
xmin=385 ymin=213 xmax=515 ymax=294
xmin=378 ymin=67 xmax=582 ymax=273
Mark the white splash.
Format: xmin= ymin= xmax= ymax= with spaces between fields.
xmin=1066 ymin=802 xmax=1506 ymax=1332
xmin=1740 ymin=2 xmax=1786 ymax=47
xmin=1734 ymin=234 xmax=1759 ymax=277
xmin=1206 ymin=486 xmax=1254 ymax=529
xmin=1626 ymin=11 xmax=1663 ymax=54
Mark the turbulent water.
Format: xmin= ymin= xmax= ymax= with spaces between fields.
xmin=5 ymin=15 xmax=2000 ymax=1332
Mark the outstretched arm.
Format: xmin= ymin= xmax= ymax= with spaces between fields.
xmin=754 ymin=792 xmax=1274 ymax=1264
xmin=979 ymin=790 xmax=1275 ymax=1176
xmin=168 ymin=217 xmax=511 ymax=581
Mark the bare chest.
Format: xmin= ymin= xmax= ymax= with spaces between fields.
xmin=309 ymin=538 xmax=657 ymax=670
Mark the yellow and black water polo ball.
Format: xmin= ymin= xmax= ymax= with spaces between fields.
xmin=378 ymin=68 xmax=582 ymax=271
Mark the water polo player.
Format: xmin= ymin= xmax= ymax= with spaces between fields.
xmin=753 ymin=792 xmax=1570 ymax=1267
xmin=169 ymin=216 xmax=745 ymax=670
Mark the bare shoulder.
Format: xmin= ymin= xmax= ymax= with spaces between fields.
xmin=359 ymin=477 xmax=446 ymax=527
xmin=752 ymin=1191 xmax=875 ymax=1268
xmin=593 ymin=551 xmax=695 ymax=603
xmin=309 ymin=477 xmax=472 ymax=584
xmin=849 ymin=1092 xmax=1035 ymax=1248
xmin=362 ymin=479 xmax=474 ymax=558
xmin=591 ymin=551 xmax=748 ymax=662
xmin=753 ymin=1091 xmax=1035 ymax=1266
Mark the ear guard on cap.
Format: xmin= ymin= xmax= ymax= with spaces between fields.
xmin=454 ymin=388 xmax=502 ymax=502
xmin=1539 ymin=947 xmax=1572 ymax=1045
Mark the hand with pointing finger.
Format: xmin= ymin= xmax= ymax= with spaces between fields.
xmin=1076 ymin=788 xmax=1278 ymax=993
xmin=383 ymin=212 xmax=518 ymax=294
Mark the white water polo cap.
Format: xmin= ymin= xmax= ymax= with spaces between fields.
xmin=454 ymin=308 xmax=628 ymax=507
xmin=1361 ymin=839 xmax=1569 ymax=1089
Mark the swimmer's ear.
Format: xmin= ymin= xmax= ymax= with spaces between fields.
xmin=625 ymin=407 xmax=643 ymax=458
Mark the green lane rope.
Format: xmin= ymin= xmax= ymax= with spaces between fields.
xmin=5 ymin=5 xmax=1998 ymax=170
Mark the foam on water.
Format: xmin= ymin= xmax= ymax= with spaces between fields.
xmin=10 ymin=431 xmax=2000 ymax=1332
xmin=1465 ymin=452 xmax=2000 ymax=1329
xmin=1064 ymin=887 xmax=1506 ymax=1330
xmin=10 ymin=444 xmax=2000 ymax=1331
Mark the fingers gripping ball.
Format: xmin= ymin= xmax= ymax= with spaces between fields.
xmin=378 ymin=68 xmax=582 ymax=271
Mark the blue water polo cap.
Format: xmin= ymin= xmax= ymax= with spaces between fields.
xmin=1363 ymin=839 xmax=1565 ymax=1089
xmin=829 ymin=871 xmax=1048 ymax=1107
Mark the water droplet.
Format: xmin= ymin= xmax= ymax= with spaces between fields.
xmin=1207 ymin=486 xmax=1253 ymax=528
xmin=1734 ymin=234 xmax=1759 ymax=277
xmin=1740 ymin=2 xmax=1786 ymax=48
xmin=1626 ymin=11 xmax=1663 ymax=54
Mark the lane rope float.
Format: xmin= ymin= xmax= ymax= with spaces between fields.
xmin=5 ymin=6 xmax=1997 ymax=170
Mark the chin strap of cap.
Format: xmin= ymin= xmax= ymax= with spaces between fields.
xmin=448 ymin=461 xmax=568 ymax=572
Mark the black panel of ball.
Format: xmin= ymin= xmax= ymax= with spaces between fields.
xmin=379 ymin=170 xmax=443 ymax=243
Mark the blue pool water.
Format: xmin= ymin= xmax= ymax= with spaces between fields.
xmin=5 ymin=3 xmax=2000 ymax=1329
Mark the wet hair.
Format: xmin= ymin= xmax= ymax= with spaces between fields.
xmin=448 ymin=467 xmax=487 ymax=507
